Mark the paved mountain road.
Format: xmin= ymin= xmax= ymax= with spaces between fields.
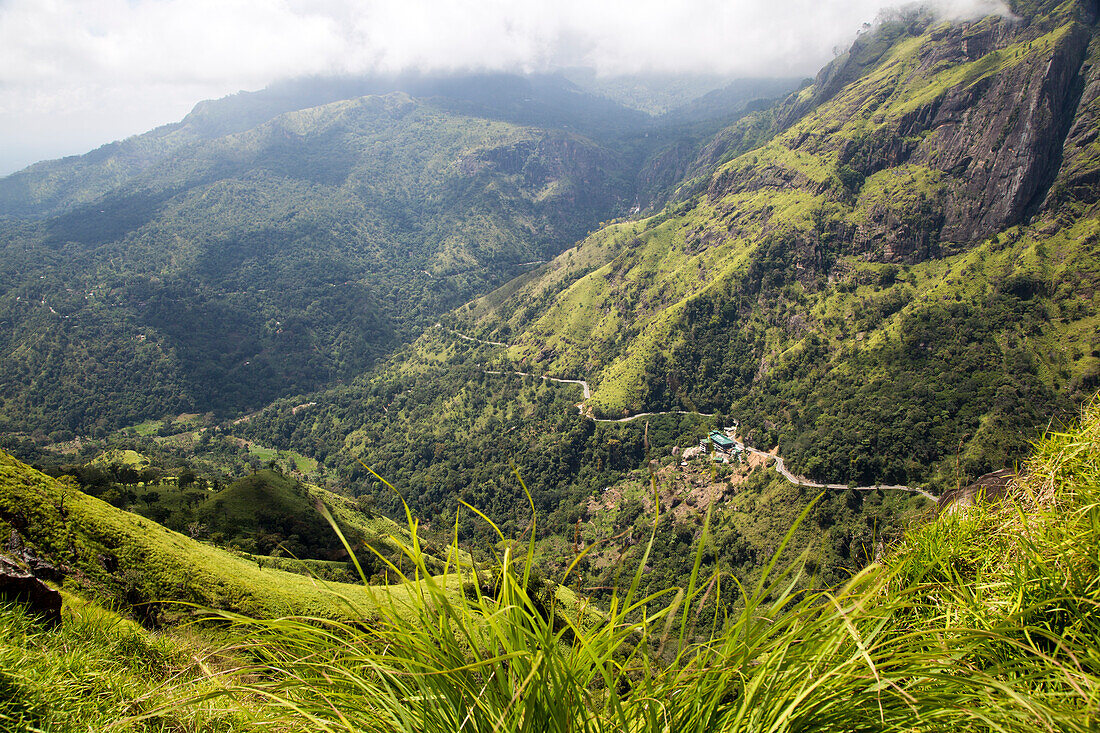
xmin=485 ymin=370 xmax=590 ymax=399
xmin=735 ymin=443 xmax=938 ymax=501
xmin=456 ymin=329 xmax=939 ymax=501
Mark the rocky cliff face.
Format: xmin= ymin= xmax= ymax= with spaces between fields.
xmin=1044 ymin=32 xmax=1100 ymax=211
xmin=860 ymin=19 xmax=1088 ymax=247
xmin=704 ymin=2 xmax=1098 ymax=265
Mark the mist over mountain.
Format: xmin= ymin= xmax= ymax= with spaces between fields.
xmin=0 ymin=0 xmax=1014 ymax=175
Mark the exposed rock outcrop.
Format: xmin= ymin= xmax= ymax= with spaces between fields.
xmin=937 ymin=468 xmax=1018 ymax=514
xmin=1043 ymin=36 xmax=1100 ymax=211
xmin=0 ymin=553 xmax=62 ymax=628
xmin=707 ymin=7 xmax=1095 ymax=264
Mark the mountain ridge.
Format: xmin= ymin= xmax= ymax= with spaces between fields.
xmin=0 ymin=71 xmax=793 ymax=439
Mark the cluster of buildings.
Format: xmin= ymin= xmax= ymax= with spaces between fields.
xmin=680 ymin=429 xmax=745 ymax=465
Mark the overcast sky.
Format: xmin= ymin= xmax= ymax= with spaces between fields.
xmin=0 ymin=0 xmax=1010 ymax=176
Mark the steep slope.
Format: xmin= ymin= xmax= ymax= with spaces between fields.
xmin=0 ymin=449 xmax=448 ymax=621
xmin=222 ymin=1 xmax=1100 ymax=548
xmin=448 ymin=0 xmax=1100 ymax=488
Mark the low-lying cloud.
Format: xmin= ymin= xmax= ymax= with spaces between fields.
xmin=0 ymin=0 xmax=1011 ymax=174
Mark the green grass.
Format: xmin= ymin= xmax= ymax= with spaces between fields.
xmin=160 ymin=397 xmax=1100 ymax=730
xmin=0 ymin=593 xmax=267 ymax=732
xmin=240 ymin=553 xmax=357 ymax=582
xmin=0 ymin=453 xmax=447 ymax=621
xmin=89 ymin=449 xmax=152 ymax=470
xmin=246 ymin=444 xmax=277 ymax=463
xmin=243 ymin=441 xmax=318 ymax=472
xmin=127 ymin=420 xmax=162 ymax=437
xmin=888 ymin=392 xmax=1100 ymax=652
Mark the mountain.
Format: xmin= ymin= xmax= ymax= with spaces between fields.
xmin=3 ymin=0 xmax=1100 ymax=597
xmin=560 ymin=69 xmax=802 ymax=119
xmin=452 ymin=0 xmax=1100 ymax=486
xmin=226 ymin=0 xmax=1100 ymax=545
xmin=0 ymin=77 xmax=650 ymax=438
xmin=0 ymin=71 xmax=791 ymax=441
xmin=0 ymin=72 xmax=653 ymax=221
xmin=4 ymin=5 xmax=1100 ymax=726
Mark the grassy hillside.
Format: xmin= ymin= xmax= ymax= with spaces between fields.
xmin=0 ymin=450 xmax=450 ymax=621
xmin=445 ymin=1 xmax=1100 ymax=489
xmin=194 ymin=470 xmax=356 ymax=559
xmin=0 ymin=594 xmax=270 ymax=732
xmin=2 ymin=394 xmax=1097 ymax=732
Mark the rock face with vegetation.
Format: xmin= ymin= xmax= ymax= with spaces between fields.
xmin=718 ymin=3 xmax=1095 ymax=260
xmin=0 ymin=553 xmax=61 ymax=628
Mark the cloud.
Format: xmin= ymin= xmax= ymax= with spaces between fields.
xmin=0 ymin=0 xmax=1011 ymax=174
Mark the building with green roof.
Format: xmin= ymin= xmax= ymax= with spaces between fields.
xmin=709 ymin=430 xmax=739 ymax=453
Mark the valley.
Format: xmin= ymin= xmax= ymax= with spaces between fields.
xmin=4 ymin=0 xmax=1094 ymax=591
xmin=3 ymin=0 xmax=1095 ymax=580
xmin=1 ymin=0 xmax=1100 ymax=729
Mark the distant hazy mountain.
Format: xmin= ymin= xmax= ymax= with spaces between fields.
xmin=561 ymin=70 xmax=800 ymax=117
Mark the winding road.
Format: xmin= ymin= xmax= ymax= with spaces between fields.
xmin=735 ymin=443 xmax=939 ymax=502
xmin=450 ymin=331 xmax=508 ymax=347
xmin=593 ymin=410 xmax=715 ymax=423
xmin=454 ymin=329 xmax=939 ymax=501
xmin=485 ymin=370 xmax=590 ymax=399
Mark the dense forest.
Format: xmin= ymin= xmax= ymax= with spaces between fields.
xmin=0 ymin=74 xmax=798 ymax=439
